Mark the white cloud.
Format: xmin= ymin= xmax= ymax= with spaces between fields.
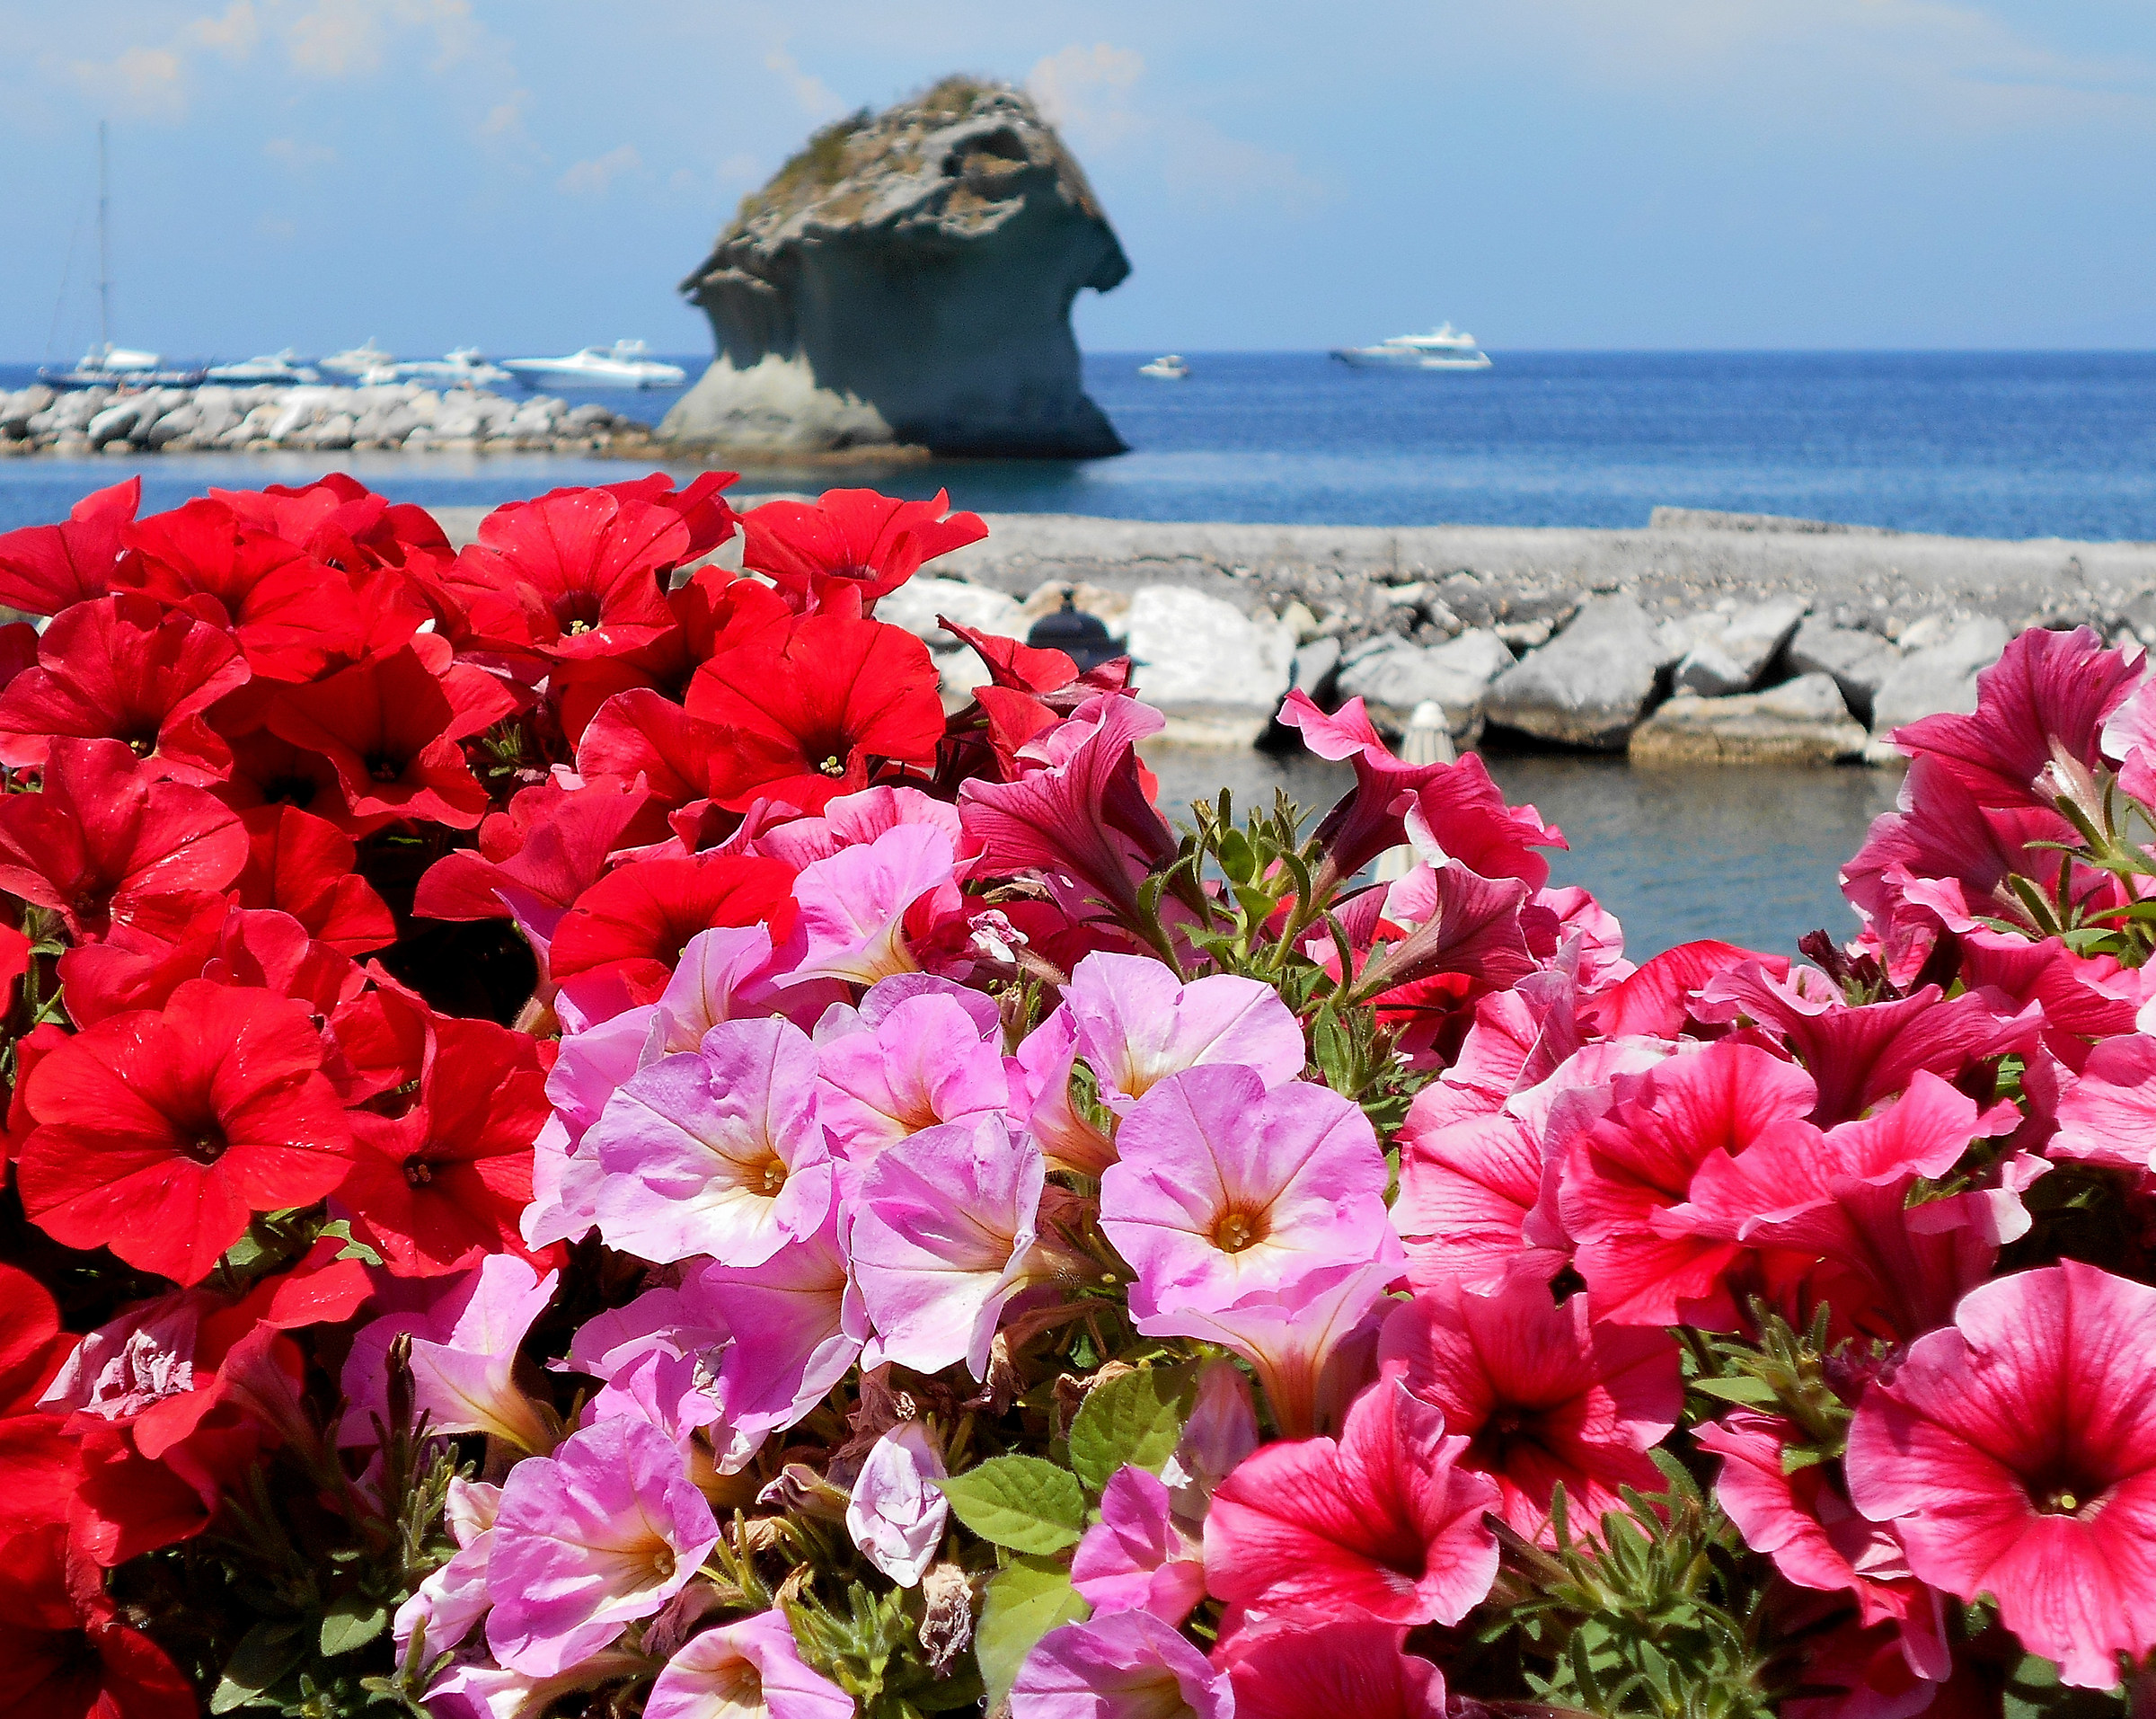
xmin=282 ymin=0 xmax=479 ymax=80
xmin=184 ymin=2 xmax=261 ymax=59
xmin=264 ymin=135 xmax=336 ymax=170
xmin=559 ymin=143 xmax=641 ymax=197
xmin=1026 ymin=40 xmax=1326 ymax=211
xmin=764 ymin=43 xmax=844 ymax=119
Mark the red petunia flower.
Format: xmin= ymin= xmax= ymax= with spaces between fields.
xmin=449 ymin=486 xmax=693 ymax=661
xmin=15 ymin=979 xmax=355 ymax=1283
xmin=687 ymin=614 xmax=946 ymax=812
xmin=739 ymin=487 xmax=985 ymax=611
xmin=234 ymin=803 xmax=395 ymax=954
xmin=548 ymin=853 xmax=796 ymax=1004
xmin=338 ymin=1013 xmax=552 ymax=1275
xmin=265 ymin=644 xmax=517 ymax=832
xmin=0 ymin=739 xmax=248 ymax=940
xmin=0 ymin=476 xmax=137 ymax=616
xmin=0 ymin=593 xmax=249 ymax=783
xmin=0 ymin=1523 xmax=195 ymax=1719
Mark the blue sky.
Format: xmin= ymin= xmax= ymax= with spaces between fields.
xmin=2 ymin=0 xmax=2152 ymax=359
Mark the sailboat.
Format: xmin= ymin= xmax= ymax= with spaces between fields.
xmin=39 ymin=124 xmax=204 ymax=389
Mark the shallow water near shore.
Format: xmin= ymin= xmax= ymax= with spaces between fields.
xmin=1141 ymin=745 xmax=1902 ymax=960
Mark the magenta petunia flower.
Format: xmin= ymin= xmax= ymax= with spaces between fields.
xmin=849 ymin=1112 xmax=1045 ymax=1379
xmin=1224 ymin=1621 xmax=1447 ymax=1719
xmin=1066 ymin=953 xmax=1305 ymax=1113
xmin=846 ymin=1422 xmax=950 ymax=1588
xmin=590 ymin=1016 xmax=835 ymax=1268
xmin=485 ymin=1417 xmax=721 ymax=1677
xmin=1070 ymin=1466 xmax=1206 ymax=1624
xmin=1845 ymin=1261 xmax=2156 ymax=1689
xmin=644 ymin=1608 xmax=855 ymax=1719
xmin=1011 ymin=1609 xmax=1232 ymax=1719
xmin=1376 ymin=1275 xmax=1681 ymax=1541
xmin=788 ymin=820 xmax=966 ymax=986
xmin=1101 ymin=1065 xmax=1392 ymax=1316
xmin=814 ymin=991 xmax=1011 ymax=1161
xmin=340 ymin=1254 xmax=557 ymax=1454
xmin=1204 ymin=1377 xmax=1501 ymax=1628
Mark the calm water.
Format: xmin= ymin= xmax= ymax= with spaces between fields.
xmin=1143 ymin=746 xmax=1901 ymax=961
xmin=5 ymin=350 xmax=2156 ymax=539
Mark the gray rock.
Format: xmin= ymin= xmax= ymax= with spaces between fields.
xmin=1485 ymin=597 xmax=1664 ymax=750
xmin=663 ymin=78 xmax=1127 ymax=458
xmin=1289 ymin=636 xmax=1341 ymax=702
xmin=145 ymin=403 xmax=200 ymax=447
xmin=1337 ymin=634 xmax=1510 ymax=740
xmin=1868 ymin=616 xmax=2011 ymax=751
xmin=1123 ymin=586 xmax=1295 ymax=744
xmin=1788 ymin=617 xmax=1902 ymax=724
xmin=1672 ymin=596 xmax=1809 ymax=696
xmin=1630 ymin=673 xmax=1868 ymax=766
xmin=874 ymin=576 xmax=1028 ymax=650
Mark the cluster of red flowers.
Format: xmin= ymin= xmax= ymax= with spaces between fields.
xmin=0 ymin=471 xmax=1006 ymax=1709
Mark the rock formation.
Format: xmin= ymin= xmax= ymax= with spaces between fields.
xmin=662 ymin=77 xmax=1130 ymax=459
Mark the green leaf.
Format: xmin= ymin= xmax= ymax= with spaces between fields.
xmin=935 ymin=1455 xmax=1086 ymax=1554
xmin=1689 ymin=1375 xmax=1781 ymax=1406
xmin=319 ymin=1591 xmax=389 ymax=1657
xmin=976 ymin=1555 xmax=1091 ymax=1709
xmin=2000 ymin=1649 xmax=2125 ymax=1719
xmin=1067 ymin=1364 xmax=1197 ymax=1494
xmin=210 ymin=1622 xmax=307 ymax=1713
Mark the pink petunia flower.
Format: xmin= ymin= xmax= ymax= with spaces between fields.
xmin=849 ymin=1113 xmax=1046 ymax=1379
xmin=1009 ymin=1005 xmax=1117 ymax=1178
xmin=814 ymin=991 xmax=1011 ymax=1161
xmin=340 ymin=1255 xmax=557 ymax=1454
xmin=1224 ymin=1621 xmax=1446 ymax=1719
xmin=485 ymin=1417 xmax=721 ymax=1677
xmin=1067 ymin=952 xmax=1306 ymax=1113
xmin=1012 ymin=1609 xmax=1233 ymax=1719
xmin=1845 ymin=1260 xmax=2156 ymax=1688
xmin=846 ymin=1422 xmax=950 ymax=1588
xmin=787 ymin=820 xmax=967 ymax=986
xmin=393 ymin=1477 xmax=501 ymax=1662
xmin=644 ymin=1608 xmax=855 ymax=1719
xmin=1101 ymin=1065 xmax=1393 ymax=1316
xmin=590 ymin=1016 xmax=835 ymax=1268
xmin=1159 ymin=1360 xmax=1259 ymax=1522
xmin=1070 ymin=1466 xmax=1206 ymax=1624
xmin=1204 ymin=1377 xmax=1501 ymax=1627
xmin=1375 ymin=1276 xmax=1681 ymax=1541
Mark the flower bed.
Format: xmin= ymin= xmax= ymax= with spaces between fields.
xmin=0 ymin=472 xmax=2152 ymax=1717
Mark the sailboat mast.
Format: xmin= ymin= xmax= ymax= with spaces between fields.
xmin=96 ymin=120 xmax=110 ymax=359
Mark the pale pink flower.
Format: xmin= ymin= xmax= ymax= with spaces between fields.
xmin=846 ymin=1422 xmax=950 ymax=1587
xmin=1159 ymin=1360 xmax=1259 ymax=1521
xmin=1101 ymin=1065 xmax=1392 ymax=1316
xmin=1012 ymin=1609 xmax=1233 ymax=1719
xmin=566 ymin=1284 xmax=730 ymax=1445
xmin=485 ymin=1417 xmax=721 ymax=1677
xmin=591 ymin=1016 xmax=835 ymax=1267
xmin=850 ymin=1112 xmax=1045 ymax=1378
xmin=751 ymin=784 xmax=968 ymax=871
xmin=1846 ymin=1261 xmax=2156 ymax=1689
xmin=1009 ymin=1006 xmax=1117 ymax=1177
xmin=1204 ymin=1377 xmax=1501 ymax=1627
xmin=340 ymin=1255 xmax=557 ymax=1454
xmin=1071 ymin=1466 xmax=1206 ymax=1623
xmin=1068 ymin=952 xmax=1305 ymax=1112
xmin=1376 ymin=1276 xmax=1681 ymax=1540
xmin=40 ymin=1288 xmax=206 ymax=1420
xmin=814 ymin=991 xmax=1011 ymax=1160
xmin=393 ymin=1477 xmax=501 ymax=1661
xmin=788 ymin=821 xmax=966 ymax=985
xmin=645 ymin=1609 xmax=854 ymax=1719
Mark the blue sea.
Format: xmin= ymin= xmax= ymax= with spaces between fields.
xmin=3 ymin=348 xmax=2143 ymax=955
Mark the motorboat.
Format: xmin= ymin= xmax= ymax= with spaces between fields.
xmin=39 ymin=343 xmax=206 ymax=389
xmin=501 ymin=341 xmax=687 ymax=389
xmin=320 ymin=338 xmax=396 ymax=377
xmin=1137 ymin=353 xmax=1190 ymax=380
xmin=1330 ymin=323 xmax=1492 ymax=371
xmin=392 ymin=347 xmax=512 ymax=388
xmin=205 ymin=349 xmax=321 ymax=385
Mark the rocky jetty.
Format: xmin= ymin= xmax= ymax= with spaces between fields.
xmin=0 ymin=383 xmax=649 ymax=456
xmin=662 ymin=77 xmax=1128 ymax=459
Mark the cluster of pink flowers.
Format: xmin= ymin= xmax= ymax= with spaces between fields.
xmin=4 ymin=472 xmax=2156 ymax=1717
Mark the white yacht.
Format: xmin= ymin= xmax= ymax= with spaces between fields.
xmin=205 ymin=349 xmax=321 ymax=385
xmin=320 ymin=338 xmax=396 ymax=378
xmin=1330 ymin=323 xmax=1492 ymax=371
xmin=501 ymin=341 xmax=687 ymax=389
xmin=40 ymin=342 xmax=205 ymax=389
xmin=393 ymin=348 xmax=512 ymax=388
xmin=1137 ymin=353 xmax=1190 ymax=380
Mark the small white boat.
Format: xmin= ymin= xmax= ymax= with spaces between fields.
xmin=40 ymin=342 xmax=205 ymax=389
xmin=320 ymin=338 xmax=396 ymax=377
xmin=1330 ymin=323 xmax=1492 ymax=371
xmin=393 ymin=347 xmax=512 ymax=388
xmin=205 ymin=349 xmax=321 ymax=385
xmin=501 ymin=341 xmax=687 ymax=389
xmin=1138 ymin=353 xmax=1190 ymax=380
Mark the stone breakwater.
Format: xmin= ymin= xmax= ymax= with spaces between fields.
xmin=870 ymin=505 xmax=2156 ymax=760
xmin=0 ymin=383 xmax=655 ymax=457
